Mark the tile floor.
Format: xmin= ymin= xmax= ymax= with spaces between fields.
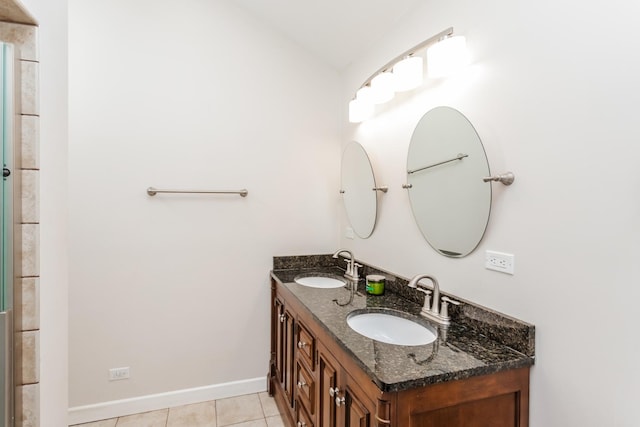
xmin=70 ymin=392 xmax=284 ymax=427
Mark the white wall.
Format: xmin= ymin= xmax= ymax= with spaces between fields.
xmin=19 ymin=0 xmax=70 ymax=425
xmin=341 ymin=0 xmax=640 ymax=426
xmin=68 ymin=0 xmax=340 ymax=409
xmin=58 ymin=0 xmax=640 ymax=424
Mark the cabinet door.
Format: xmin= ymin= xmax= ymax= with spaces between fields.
xmin=396 ymin=368 xmax=530 ymax=427
xmin=274 ymin=296 xmax=296 ymax=409
xmin=284 ymin=310 xmax=295 ymax=407
xmin=297 ymin=399 xmax=315 ymax=427
xmin=406 ymin=394 xmax=518 ymax=427
xmin=318 ymin=349 xmax=339 ymax=427
xmin=274 ymin=298 xmax=286 ymax=384
xmin=344 ymin=391 xmax=370 ymax=427
xmin=342 ymin=373 xmax=372 ymax=427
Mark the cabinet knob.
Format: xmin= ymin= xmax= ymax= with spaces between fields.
xmin=297 ymin=380 xmax=307 ymax=388
xmin=297 ymin=422 xmax=307 ymax=427
xmin=279 ymin=314 xmax=285 ymax=323
xmin=335 ymin=395 xmax=345 ymax=407
xmin=297 ymin=341 xmax=307 ymax=349
xmin=329 ymin=386 xmax=339 ymax=397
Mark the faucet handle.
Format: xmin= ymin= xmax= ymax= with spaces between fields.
xmin=352 ymin=263 xmax=361 ymax=280
xmin=440 ymin=296 xmax=460 ymax=320
xmin=343 ymin=258 xmax=352 ymax=273
xmin=415 ymin=288 xmax=432 ymax=312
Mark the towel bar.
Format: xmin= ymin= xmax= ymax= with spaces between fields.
xmin=146 ymin=187 xmax=248 ymax=197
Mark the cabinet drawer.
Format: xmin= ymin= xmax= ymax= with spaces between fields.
xmin=296 ymin=321 xmax=316 ymax=369
xmin=296 ymin=361 xmax=316 ymax=415
xmin=296 ymin=397 xmax=315 ymax=427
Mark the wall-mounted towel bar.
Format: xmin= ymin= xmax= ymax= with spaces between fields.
xmin=146 ymin=187 xmax=248 ymax=197
xmin=407 ymin=153 xmax=468 ymax=175
xmin=340 ymin=186 xmax=389 ymax=194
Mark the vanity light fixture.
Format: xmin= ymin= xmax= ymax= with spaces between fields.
xmin=426 ymin=35 xmax=470 ymax=78
xmin=348 ymin=27 xmax=470 ymax=123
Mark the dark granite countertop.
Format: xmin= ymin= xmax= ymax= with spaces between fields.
xmin=271 ymin=255 xmax=535 ymax=393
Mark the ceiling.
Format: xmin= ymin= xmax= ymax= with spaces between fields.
xmin=233 ymin=0 xmax=422 ymax=70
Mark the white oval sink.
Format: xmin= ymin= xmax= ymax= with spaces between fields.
xmin=347 ymin=311 xmax=437 ymax=346
xmin=294 ymin=274 xmax=346 ymax=289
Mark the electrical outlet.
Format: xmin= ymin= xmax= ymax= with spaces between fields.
xmin=485 ymin=251 xmax=515 ymax=274
xmin=109 ymin=367 xmax=130 ymax=381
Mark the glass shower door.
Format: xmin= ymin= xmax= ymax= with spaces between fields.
xmin=0 ymin=41 xmax=15 ymax=427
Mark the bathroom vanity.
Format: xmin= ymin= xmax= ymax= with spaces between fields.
xmin=269 ymin=255 xmax=534 ymax=427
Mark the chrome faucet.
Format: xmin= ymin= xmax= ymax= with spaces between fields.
xmin=332 ymin=249 xmax=361 ymax=281
xmin=407 ymin=274 xmax=459 ymax=326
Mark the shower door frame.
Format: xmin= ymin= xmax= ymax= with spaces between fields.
xmin=0 ymin=41 xmax=16 ymax=427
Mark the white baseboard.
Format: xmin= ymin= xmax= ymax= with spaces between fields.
xmin=68 ymin=376 xmax=267 ymax=425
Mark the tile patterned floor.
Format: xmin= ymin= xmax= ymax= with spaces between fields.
xmin=70 ymin=392 xmax=284 ymax=427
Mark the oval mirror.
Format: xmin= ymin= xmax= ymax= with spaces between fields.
xmin=341 ymin=141 xmax=378 ymax=238
xmin=406 ymin=106 xmax=491 ymax=257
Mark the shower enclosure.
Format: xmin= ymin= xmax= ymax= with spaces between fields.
xmin=0 ymin=41 xmax=16 ymax=427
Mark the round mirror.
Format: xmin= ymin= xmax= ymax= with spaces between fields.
xmin=406 ymin=107 xmax=491 ymax=257
xmin=341 ymin=141 xmax=378 ymax=238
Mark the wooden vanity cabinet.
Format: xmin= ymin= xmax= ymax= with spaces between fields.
xmin=270 ymin=278 xmax=530 ymax=427
xmin=271 ymin=282 xmax=379 ymax=427
xmin=272 ymin=289 xmax=321 ymax=427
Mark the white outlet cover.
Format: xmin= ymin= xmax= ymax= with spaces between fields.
xmin=109 ymin=367 xmax=130 ymax=381
xmin=485 ymin=250 xmax=515 ymax=274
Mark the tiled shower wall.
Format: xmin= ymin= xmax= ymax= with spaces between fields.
xmin=0 ymin=20 xmax=40 ymax=427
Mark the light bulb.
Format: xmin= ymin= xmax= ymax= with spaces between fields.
xmin=370 ymin=71 xmax=395 ymax=104
xmin=427 ymin=36 xmax=470 ymax=78
xmin=356 ymin=85 xmax=374 ymax=104
xmin=348 ymin=98 xmax=373 ymax=123
xmin=394 ymin=56 xmax=423 ymax=91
